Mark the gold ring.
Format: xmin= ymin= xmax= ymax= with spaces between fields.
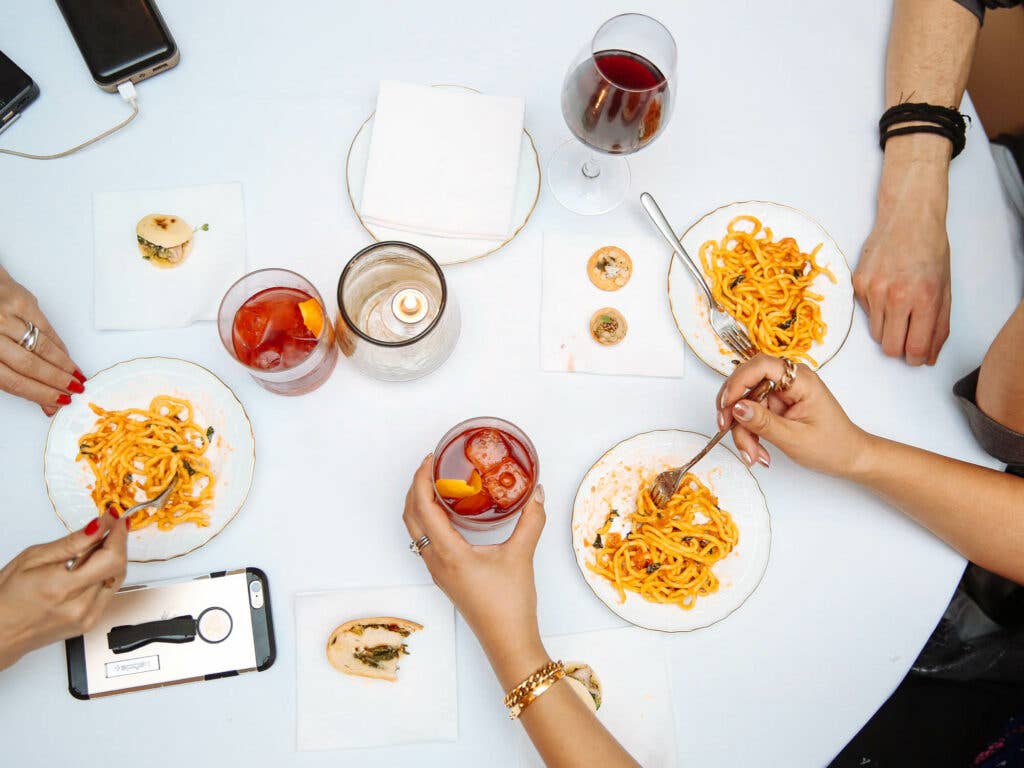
xmin=778 ymin=358 xmax=797 ymax=391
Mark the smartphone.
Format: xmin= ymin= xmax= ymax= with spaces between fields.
xmin=66 ymin=567 xmax=275 ymax=699
xmin=55 ymin=0 xmax=179 ymax=92
xmin=0 ymin=50 xmax=39 ymax=135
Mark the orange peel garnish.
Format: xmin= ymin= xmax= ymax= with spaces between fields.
xmin=298 ymin=298 xmax=324 ymax=338
xmin=435 ymin=471 xmax=482 ymax=499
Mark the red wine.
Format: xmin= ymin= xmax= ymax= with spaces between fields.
xmin=562 ymin=49 xmax=671 ymax=155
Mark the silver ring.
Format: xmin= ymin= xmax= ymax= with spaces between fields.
xmin=409 ymin=535 xmax=431 ymax=555
xmin=18 ymin=321 xmax=39 ymax=352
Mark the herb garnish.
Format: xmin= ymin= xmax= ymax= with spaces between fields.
xmin=778 ymin=310 xmax=797 ymax=330
xmin=171 ymin=445 xmax=179 ymax=453
xmin=182 ymin=460 xmax=195 ymax=476
xmin=729 ymin=274 xmax=746 ymax=290
xmin=206 ymin=426 xmax=215 ymax=440
xmin=593 ymin=533 xmax=603 ymax=549
xmin=646 ymin=563 xmax=662 ymax=575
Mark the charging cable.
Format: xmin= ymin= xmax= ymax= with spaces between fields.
xmin=0 ymin=81 xmax=139 ymax=160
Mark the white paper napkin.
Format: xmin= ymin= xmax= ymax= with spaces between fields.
xmin=540 ymin=233 xmax=686 ymax=378
xmin=516 ymin=627 xmax=678 ymax=768
xmin=360 ymin=80 xmax=525 ymax=240
xmin=295 ymin=585 xmax=458 ymax=751
xmin=93 ymin=182 xmax=246 ymax=330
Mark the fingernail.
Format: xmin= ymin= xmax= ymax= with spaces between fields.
xmin=532 ymin=483 xmax=545 ymax=504
xmin=57 ymin=394 xmax=71 ymax=406
xmin=68 ymin=378 xmax=84 ymax=394
xmin=739 ymin=450 xmax=753 ymax=467
xmin=719 ymin=390 xmax=726 ymax=409
xmin=733 ymin=402 xmax=752 ymax=422
xmin=125 ymin=517 xmax=132 ymax=530
xmin=716 ymin=410 xmax=726 ymax=430
xmin=757 ymin=453 xmax=771 ymax=468
xmin=84 ymin=518 xmax=100 ymax=536
xmin=108 ymin=506 xmax=121 ymax=520
xmin=73 ymin=369 xmax=87 ymax=383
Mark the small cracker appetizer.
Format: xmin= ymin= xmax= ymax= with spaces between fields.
xmin=590 ymin=307 xmax=628 ymax=346
xmin=587 ymin=246 xmax=632 ymax=291
xmin=326 ymin=616 xmax=423 ymax=682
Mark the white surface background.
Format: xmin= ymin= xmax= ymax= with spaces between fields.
xmin=0 ymin=1 xmax=1021 ymax=766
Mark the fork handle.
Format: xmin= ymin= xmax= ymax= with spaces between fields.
xmin=640 ymin=192 xmax=718 ymax=310
xmin=677 ymin=377 xmax=775 ymax=477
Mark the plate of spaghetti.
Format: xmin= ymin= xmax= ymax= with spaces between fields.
xmin=667 ymin=201 xmax=853 ymax=376
xmin=44 ymin=357 xmax=255 ymax=562
xmin=572 ymin=430 xmax=770 ymax=632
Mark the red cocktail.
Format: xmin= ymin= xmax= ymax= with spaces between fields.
xmin=218 ymin=269 xmax=338 ymax=395
xmin=433 ymin=417 xmax=538 ymax=530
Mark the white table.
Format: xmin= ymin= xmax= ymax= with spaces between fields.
xmin=1 ymin=1 xmax=1021 ymax=765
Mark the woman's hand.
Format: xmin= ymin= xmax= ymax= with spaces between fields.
xmin=716 ymin=354 xmax=874 ymax=478
xmin=403 ymin=457 xmax=549 ymax=689
xmin=0 ymin=264 xmax=84 ymax=416
xmin=0 ymin=512 xmax=128 ymax=671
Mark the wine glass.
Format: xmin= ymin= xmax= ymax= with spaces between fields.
xmin=548 ymin=13 xmax=677 ymax=215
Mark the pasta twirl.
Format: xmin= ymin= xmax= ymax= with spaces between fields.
xmin=699 ymin=215 xmax=835 ymax=366
xmin=76 ymin=396 xmax=215 ymax=531
xmin=587 ymin=473 xmax=738 ymax=610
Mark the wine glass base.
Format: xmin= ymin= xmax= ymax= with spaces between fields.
xmin=547 ymin=139 xmax=630 ymax=215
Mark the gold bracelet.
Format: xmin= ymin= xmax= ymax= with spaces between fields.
xmin=504 ymin=660 xmax=565 ymax=720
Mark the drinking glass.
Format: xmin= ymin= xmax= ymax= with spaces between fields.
xmin=335 ymin=241 xmax=460 ymax=381
xmin=432 ymin=417 xmax=539 ymax=531
xmin=217 ymin=268 xmax=338 ymax=395
xmin=549 ymin=13 xmax=677 ymax=215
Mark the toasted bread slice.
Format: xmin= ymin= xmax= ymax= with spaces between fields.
xmin=326 ymin=616 xmax=423 ymax=682
xmin=564 ymin=661 xmax=602 ymax=711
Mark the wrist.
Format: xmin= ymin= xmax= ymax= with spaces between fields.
xmin=882 ymin=130 xmax=953 ymax=168
xmin=841 ymin=430 xmax=884 ymax=484
xmin=480 ymin=626 xmax=550 ymax=691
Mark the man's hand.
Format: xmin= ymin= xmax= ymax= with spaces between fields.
xmin=855 ymin=137 xmax=952 ymax=366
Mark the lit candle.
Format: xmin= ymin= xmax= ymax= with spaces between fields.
xmin=392 ymin=287 xmax=428 ymax=324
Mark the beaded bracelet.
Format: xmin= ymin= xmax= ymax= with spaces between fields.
xmin=504 ymin=660 xmax=566 ymax=720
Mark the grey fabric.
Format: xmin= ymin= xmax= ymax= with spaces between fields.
xmin=953 ymin=367 xmax=1024 ymax=469
xmin=952 ymin=0 xmax=1023 ymax=22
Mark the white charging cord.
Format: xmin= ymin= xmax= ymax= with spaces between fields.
xmin=0 ymin=81 xmax=139 ymax=160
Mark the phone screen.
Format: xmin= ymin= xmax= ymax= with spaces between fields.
xmin=56 ymin=0 xmax=175 ymax=85
xmin=0 ymin=51 xmax=33 ymax=110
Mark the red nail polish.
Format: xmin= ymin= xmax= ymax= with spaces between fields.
xmin=107 ymin=506 xmax=121 ymax=520
xmin=57 ymin=394 xmax=71 ymax=405
xmin=125 ymin=517 xmax=132 ymax=531
xmin=84 ymin=518 xmax=100 ymax=536
xmin=68 ymin=378 xmax=85 ymax=394
xmin=73 ymin=369 xmax=87 ymax=383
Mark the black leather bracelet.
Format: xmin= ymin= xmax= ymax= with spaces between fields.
xmin=878 ymin=102 xmax=969 ymax=158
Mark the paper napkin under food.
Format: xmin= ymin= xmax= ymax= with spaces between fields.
xmin=359 ymin=80 xmax=525 ymax=240
xmin=516 ymin=627 xmax=678 ymax=768
xmin=540 ymin=233 xmax=686 ymax=378
xmin=93 ymin=182 xmax=246 ymax=330
xmin=295 ymin=585 xmax=457 ymax=751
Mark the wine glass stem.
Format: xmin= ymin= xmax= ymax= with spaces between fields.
xmin=582 ymin=154 xmax=601 ymax=180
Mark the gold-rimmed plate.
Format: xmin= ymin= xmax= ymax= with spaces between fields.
xmin=571 ymin=430 xmax=770 ymax=632
xmin=345 ymin=84 xmax=541 ymax=266
xmin=43 ymin=357 xmax=255 ymax=562
xmin=667 ymin=201 xmax=854 ymax=376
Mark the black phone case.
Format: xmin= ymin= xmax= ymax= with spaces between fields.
xmin=66 ymin=567 xmax=275 ymax=700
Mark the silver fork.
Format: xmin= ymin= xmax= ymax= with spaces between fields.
xmin=65 ymin=476 xmax=179 ymax=571
xmin=640 ymin=191 xmax=758 ymax=363
xmin=650 ymin=328 xmax=775 ymax=507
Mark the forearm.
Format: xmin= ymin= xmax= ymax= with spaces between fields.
xmin=483 ymin=632 xmax=639 ymax=768
xmin=849 ymin=436 xmax=1024 ymax=583
xmin=879 ymin=0 xmax=980 ymax=175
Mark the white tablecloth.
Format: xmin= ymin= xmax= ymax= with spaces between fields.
xmin=0 ymin=1 xmax=1021 ymax=766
